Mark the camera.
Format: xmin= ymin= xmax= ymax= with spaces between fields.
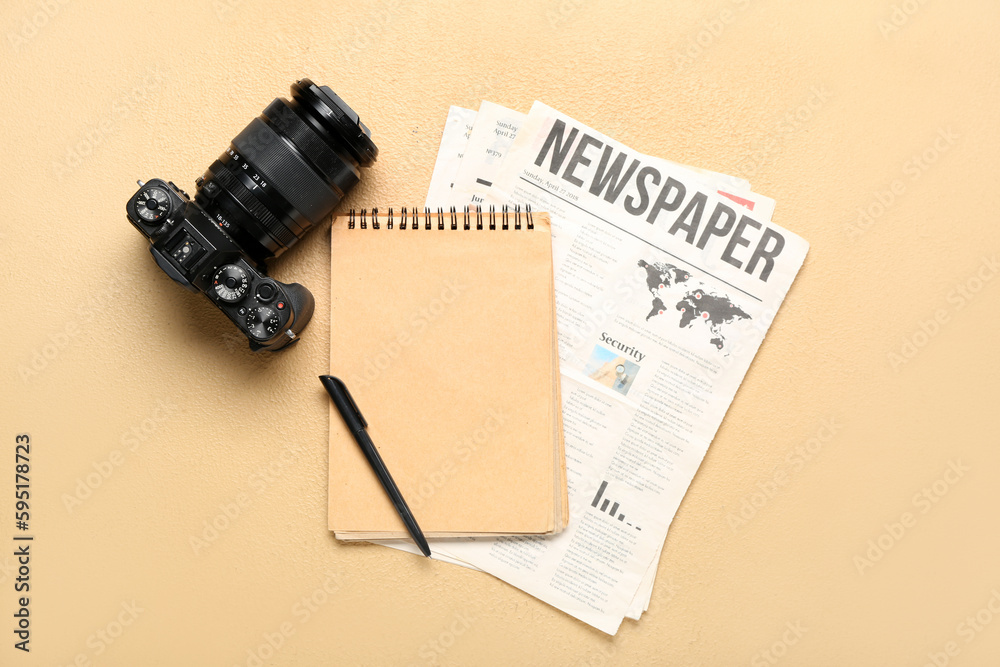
xmin=125 ymin=80 xmax=377 ymax=351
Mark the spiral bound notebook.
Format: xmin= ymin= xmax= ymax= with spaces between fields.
xmin=328 ymin=207 xmax=567 ymax=539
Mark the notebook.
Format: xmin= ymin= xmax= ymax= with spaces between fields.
xmin=327 ymin=207 xmax=567 ymax=539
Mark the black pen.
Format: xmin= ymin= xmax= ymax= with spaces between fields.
xmin=319 ymin=375 xmax=432 ymax=557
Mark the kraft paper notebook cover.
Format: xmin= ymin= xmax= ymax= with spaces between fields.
xmin=328 ymin=208 xmax=568 ymax=539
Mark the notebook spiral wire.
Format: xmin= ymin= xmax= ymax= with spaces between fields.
xmin=347 ymin=205 xmax=534 ymax=230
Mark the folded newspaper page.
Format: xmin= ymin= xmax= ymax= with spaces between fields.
xmin=449 ymin=101 xmax=527 ymax=206
xmin=424 ymin=106 xmax=477 ymax=209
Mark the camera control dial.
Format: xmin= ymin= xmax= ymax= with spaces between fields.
xmin=136 ymin=187 xmax=171 ymax=224
xmin=245 ymin=306 xmax=280 ymax=340
xmin=212 ymin=264 xmax=249 ymax=303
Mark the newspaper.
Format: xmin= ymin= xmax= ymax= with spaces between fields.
xmin=401 ymin=102 xmax=807 ymax=633
xmin=422 ymin=102 xmax=779 ymax=618
xmin=450 ymin=101 xmax=527 ymax=206
xmin=424 ymin=106 xmax=477 ymax=209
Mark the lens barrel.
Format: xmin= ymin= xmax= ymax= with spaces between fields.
xmin=195 ymin=80 xmax=377 ymax=264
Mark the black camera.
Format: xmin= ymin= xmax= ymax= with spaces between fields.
xmin=126 ymin=80 xmax=377 ymax=351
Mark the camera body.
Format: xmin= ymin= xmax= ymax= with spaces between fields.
xmin=125 ymin=80 xmax=376 ymax=351
xmin=126 ymin=178 xmax=314 ymax=351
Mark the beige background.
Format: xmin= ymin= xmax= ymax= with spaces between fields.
xmin=2 ymin=0 xmax=998 ymax=665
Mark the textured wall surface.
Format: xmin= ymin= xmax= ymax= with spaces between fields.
xmin=2 ymin=0 xmax=999 ymax=665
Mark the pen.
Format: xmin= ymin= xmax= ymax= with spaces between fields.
xmin=319 ymin=375 xmax=432 ymax=558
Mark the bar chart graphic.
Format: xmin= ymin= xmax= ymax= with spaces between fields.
xmin=590 ymin=480 xmax=641 ymax=531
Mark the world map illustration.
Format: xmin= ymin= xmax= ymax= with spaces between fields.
xmin=638 ymin=259 xmax=751 ymax=350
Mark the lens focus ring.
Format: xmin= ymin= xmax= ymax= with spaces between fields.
xmin=263 ymin=100 xmax=360 ymax=197
xmin=231 ymin=118 xmax=336 ymax=223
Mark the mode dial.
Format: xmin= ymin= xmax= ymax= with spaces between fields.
xmin=212 ymin=264 xmax=249 ymax=303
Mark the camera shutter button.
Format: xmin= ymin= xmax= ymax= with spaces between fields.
xmin=255 ymin=282 xmax=277 ymax=302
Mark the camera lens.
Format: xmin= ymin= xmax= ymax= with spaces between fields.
xmin=195 ymin=79 xmax=377 ymax=264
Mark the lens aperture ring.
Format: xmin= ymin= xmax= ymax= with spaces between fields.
xmin=231 ymin=119 xmax=336 ymax=224
xmin=214 ymin=167 xmax=297 ymax=248
xmin=263 ymin=100 xmax=360 ymax=197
